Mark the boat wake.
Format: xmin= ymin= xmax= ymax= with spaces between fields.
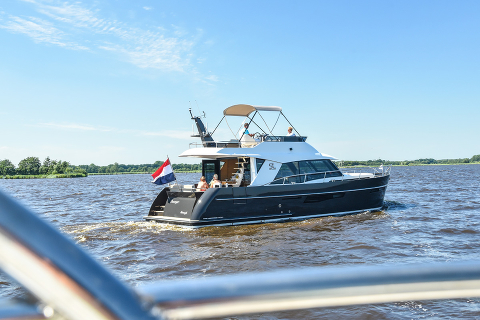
xmin=61 ymin=221 xmax=192 ymax=242
xmin=383 ymin=200 xmax=412 ymax=211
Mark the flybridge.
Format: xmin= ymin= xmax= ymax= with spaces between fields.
xmin=190 ymin=104 xmax=305 ymax=148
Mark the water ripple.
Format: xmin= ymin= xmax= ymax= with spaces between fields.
xmin=1 ymin=167 xmax=480 ymax=318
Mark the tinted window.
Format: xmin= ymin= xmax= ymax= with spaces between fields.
xmin=299 ymin=161 xmax=316 ymax=174
xmin=308 ymin=160 xmax=338 ymax=173
xmin=277 ymin=160 xmax=339 ymax=176
xmin=243 ymin=161 xmax=251 ymax=183
xmin=274 ymin=162 xmax=299 ymax=179
xmin=273 ymin=160 xmax=342 ymax=182
xmin=256 ymin=159 xmax=265 ymax=173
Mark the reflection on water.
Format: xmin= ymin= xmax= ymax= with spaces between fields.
xmin=1 ymin=166 xmax=480 ymax=319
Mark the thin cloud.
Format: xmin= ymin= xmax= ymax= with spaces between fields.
xmin=37 ymin=122 xmax=113 ymax=132
xmin=143 ymin=7 xmax=153 ymax=11
xmin=0 ymin=15 xmax=87 ymax=50
xmin=205 ymin=75 xmax=219 ymax=82
xmin=0 ymin=0 xmax=200 ymax=72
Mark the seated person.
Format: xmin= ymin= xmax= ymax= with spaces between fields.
xmin=197 ymin=176 xmax=209 ymax=191
xmin=242 ymin=123 xmax=254 ymax=138
xmin=287 ymin=126 xmax=296 ymax=136
xmin=210 ymin=174 xmax=222 ymax=188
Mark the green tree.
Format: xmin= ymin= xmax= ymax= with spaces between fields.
xmin=55 ymin=161 xmax=69 ymax=174
xmin=87 ymin=163 xmax=99 ymax=173
xmin=40 ymin=157 xmax=53 ymax=174
xmin=471 ymin=155 xmax=480 ymax=163
xmin=17 ymin=157 xmax=41 ymax=175
xmin=0 ymin=159 xmax=16 ymax=176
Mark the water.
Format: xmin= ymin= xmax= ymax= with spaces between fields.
xmin=1 ymin=165 xmax=480 ymax=319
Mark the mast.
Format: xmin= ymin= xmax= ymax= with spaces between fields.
xmin=189 ymin=108 xmax=215 ymax=147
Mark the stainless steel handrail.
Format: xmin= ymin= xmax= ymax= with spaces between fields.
xmin=188 ymin=135 xmax=308 ymax=148
xmin=341 ymin=165 xmax=392 ymax=178
xmin=271 ymin=169 xmax=346 ymax=185
xmin=189 ymin=141 xmax=242 ymax=148
xmin=271 ymin=165 xmax=391 ymax=186
xmin=139 ymin=261 xmax=480 ymax=320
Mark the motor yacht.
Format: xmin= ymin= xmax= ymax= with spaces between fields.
xmin=145 ymin=104 xmax=390 ymax=227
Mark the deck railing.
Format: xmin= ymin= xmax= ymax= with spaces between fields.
xmin=340 ymin=165 xmax=392 ymax=179
xmin=188 ymin=136 xmax=308 ymax=148
xmin=269 ymin=166 xmax=391 ymax=185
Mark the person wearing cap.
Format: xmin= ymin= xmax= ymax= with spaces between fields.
xmin=287 ymin=126 xmax=296 ymax=136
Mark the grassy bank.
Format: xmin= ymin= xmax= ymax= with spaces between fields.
xmin=2 ymin=173 xmax=88 ymax=179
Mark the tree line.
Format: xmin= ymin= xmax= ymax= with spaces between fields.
xmin=75 ymin=161 xmax=201 ymax=174
xmin=0 ymin=157 xmax=85 ymax=176
xmin=338 ymin=154 xmax=480 ymax=167
xmin=0 ymin=157 xmax=201 ymax=176
xmin=2 ymin=155 xmax=479 ymax=177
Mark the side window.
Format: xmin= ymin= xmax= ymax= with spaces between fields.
xmin=299 ymin=161 xmax=317 ymax=174
xmin=256 ymin=159 xmax=265 ymax=173
xmin=274 ymin=162 xmax=299 ymax=179
xmin=307 ymin=160 xmax=332 ymax=172
xmin=299 ymin=160 xmax=342 ymax=177
xmin=272 ymin=160 xmax=342 ymax=184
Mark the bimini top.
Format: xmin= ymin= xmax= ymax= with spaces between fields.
xmin=223 ymin=104 xmax=282 ymax=117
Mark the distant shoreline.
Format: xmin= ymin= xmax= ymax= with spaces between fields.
xmin=1 ymin=171 xmax=200 ymax=179
xmin=1 ymin=173 xmax=87 ymax=179
xmin=339 ymin=162 xmax=480 ymax=168
xmin=2 ymin=163 xmax=479 ymax=179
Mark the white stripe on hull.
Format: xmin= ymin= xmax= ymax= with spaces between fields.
xmin=144 ymin=206 xmax=383 ymax=229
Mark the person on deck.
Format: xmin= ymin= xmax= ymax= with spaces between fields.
xmin=287 ymin=126 xmax=296 ymax=136
xmin=243 ymin=123 xmax=254 ymax=137
xmin=197 ymin=176 xmax=209 ymax=191
xmin=210 ymin=174 xmax=222 ymax=188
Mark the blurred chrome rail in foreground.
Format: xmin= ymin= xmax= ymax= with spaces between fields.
xmin=1 ymin=190 xmax=480 ymax=320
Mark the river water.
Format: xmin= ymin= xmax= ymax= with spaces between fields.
xmin=1 ymin=164 xmax=480 ymax=319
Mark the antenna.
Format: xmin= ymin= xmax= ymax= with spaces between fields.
xmin=195 ymin=100 xmax=203 ymax=118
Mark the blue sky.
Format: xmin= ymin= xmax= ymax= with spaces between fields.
xmin=1 ymin=0 xmax=479 ymax=166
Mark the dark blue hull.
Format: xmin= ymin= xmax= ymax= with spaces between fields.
xmin=146 ymin=175 xmax=389 ymax=227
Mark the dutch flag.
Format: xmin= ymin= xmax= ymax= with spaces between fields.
xmin=152 ymin=158 xmax=176 ymax=185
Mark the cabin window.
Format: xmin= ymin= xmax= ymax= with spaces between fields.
xmin=274 ymin=162 xmax=299 ymax=179
xmin=256 ymin=159 xmax=265 ymax=174
xmin=274 ymin=160 xmax=342 ymax=181
xmin=303 ymin=160 xmax=339 ymax=173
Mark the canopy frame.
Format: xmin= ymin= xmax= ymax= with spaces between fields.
xmin=223 ymin=104 xmax=282 ymax=117
xmin=210 ymin=104 xmax=300 ymax=141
